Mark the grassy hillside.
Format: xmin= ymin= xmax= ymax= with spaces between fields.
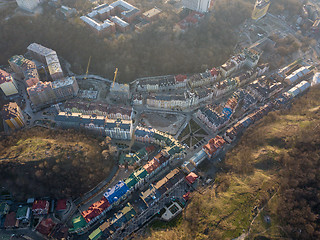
xmin=139 ymin=86 xmax=320 ymax=240
xmin=0 ymin=127 xmax=116 ymax=200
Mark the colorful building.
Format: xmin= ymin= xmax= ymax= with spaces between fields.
xmin=1 ymin=102 xmax=25 ymax=130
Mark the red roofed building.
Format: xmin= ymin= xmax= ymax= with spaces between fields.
xmin=36 ymin=218 xmax=56 ymax=236
xmin=176 ymin=11 xmax=205 ymax=31
xmin=175 ymin=74 xmax=187 ymax=82
xmin=32 ymin=200 xmax=49 ymax=216
xmin=81 ymin=197 xmax=110 ymax=223
xmin=143 ymin=158 xmax=160 ymax=174
xmin=145 ymin=145 xmax=155 ymax=154
xmin=203 ymin=135 xmax=226 ymax=159
xmin=185 ymin=172 xmax=198 ymax=184
xmin=56 ymin=199 xmax=67 ymax=211
xmin=210 ymin=68 xmax=218 ymax=77
xmin=4 ymin=212 xmax=16 ymax=229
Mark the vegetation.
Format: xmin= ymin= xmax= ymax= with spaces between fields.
xmin=139 ymin=86 xmax=320 ymax=240
xmin=0 ymin=127 xmax=116 ymax=200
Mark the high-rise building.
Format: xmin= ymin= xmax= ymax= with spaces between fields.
xmin=0 ymin=69 xmax=18 ymax=97
xmin=16 ymin=0 xmax=41 ymax=12
xmin=27 ymin=43 xmax=64 ymax=80
xmin=27 ymin=77 xmax=78 ymax=110
xmin=1 ymin=102 xmax=25 ymax=130
xmin=182 ymin=0 xmax=212 ymax=13
xmin=8 ymin=55 xmax=40 ymax=87
xmin=252 ymin=0 xmax=270 ymax=20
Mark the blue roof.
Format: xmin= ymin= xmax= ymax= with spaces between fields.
xmin=222 ymin=107 xmax=232 ymax=119
xmin=104 ymin=181 xmax=129 ymax=204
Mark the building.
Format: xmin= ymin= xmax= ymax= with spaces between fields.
xmin=103 ymin=181 xmax=130 ymax=205
xmin=176 ymin=11 xmax=205 ymax=32
xmin=32 ymin=200 xmax=49 ymax=216
xmin=252 ymin=0 xmax=270 ymax=20
xmin=4 ymin=212 xmax=16 ymax=229
xmin=81 ymin=0 xmax=140 ymax=35
xmin=89 ymin=228 xmax=103 ymax=240
xmin=9 ymin=55 xmax=40 ymax=87
xmin=16 ymin=206 xmax=31 ymax=223
xmin=16 ymin=0 xmax=41 ymax=12
xmin=202 ymin=135 xmax=226 ymax=159
xmin=109 ymin=82 xmax=130 ymax=99
xmin=36 ymin=218 xmax=56 ymax=236
xmin=142 ymin=7 xmax=162 ymax=21
xmin=27 ymin=77 xmax=78 ymax=110
xmin=284 ymin=67 xmax=310 ymax=84
xmin=1 ymin=102 xmax=25 ymax=129
xmin=81 ymin=197 xmax=111 ymax=223
xmin=182 ymin=0 xmax=212 ymax=13
xmin=0 ymin=69 xmax=18 ymax=97
xmin=220 ymin=48 xmax=260 ymax=77
xmin=27 ymin=43 xmax=64 ymax=80
xmin=105 ymin=118 xmax=133 ymax=140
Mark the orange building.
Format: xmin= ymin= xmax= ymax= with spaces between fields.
xmin=1 ymin=102 xmax=25 ymax=130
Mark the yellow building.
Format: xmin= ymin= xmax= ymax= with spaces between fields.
xmin=252 ymin=0 xmax=270 ymax=20
xmin=0 ymin=69 xmax=18 ymax=97
xmin=1 ymin=102 xmax=25 ymax=130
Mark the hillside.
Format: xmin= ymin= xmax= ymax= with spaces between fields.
xmin=139 ymin=86 xmax=320 ymax=240
xmin=0 ymin=128 xmax=116 ymax=200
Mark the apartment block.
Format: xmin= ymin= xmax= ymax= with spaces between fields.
xmin=1 ymin=102 xmax=25 ymax=130
xmin=0 ymin=69 xmax=18 ymax=97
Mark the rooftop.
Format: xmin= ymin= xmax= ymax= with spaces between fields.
xmin=1 ymin=102 xmax=21 ymax=121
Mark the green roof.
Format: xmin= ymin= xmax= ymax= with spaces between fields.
xmin=119 ymin=154 xmax=135 ymax=165
xmin=135 ymin=148 xmax=147 ymax=158
xmin=16 ymin=206 xmax=29 ymax=219
xmin=134 ymin=167 xmax=148 ymax=180
xmin=89 ymin=228 xmax=102 ymax=240
xmin=125 ymin=175 xmax=138 ymax=188
xmin=167 ymin=145 xmax=182 ymax=155
xmin=72 ymin=215 xmax=87 ymax=230
xmin=0 ymin=202 xmax=9 ymax=215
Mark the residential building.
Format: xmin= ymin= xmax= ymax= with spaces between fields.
xmin=16 ymin=206 xmax=31 ymax=223
xmin=0 ymin=69 xmax=18 ymax=97
xmin=4 ymin=212 xmax=16 ymax=229
xmin=136 ymin=75 xmax=177 ymax=92
xmin=9 ymin=55 xmax=40 ymax=87
xmin=311 ymin=72 xmax=320 ymax=86
xmin=220 ymin=48 xmax=261 ymax=77
xmin=252 ymin=0 xmax=270 ymax=20
xmin=1 ymin=102 xmax=25 ymax=130
xmin=27 ymin=77 xmax=78 ymax=110
xmin=32 ymin=200 xmax=49 ymax=216
xmin=36 ymin=218 xmax=56 ymax=236
xmin=176 ymin=11 xmax=205 ymax=32
xmin=182 ymin=0 xmax=212 ymax=13
xmin=202 ymin=135 xmax=226 ymax=159
xmin=16 ymin=0 xmax=41 ymax=12
xmin=109 ymin=82 xmax=130 ymax=99
xmin=142 ymin=7 xmax=162 ymax=21
xmin=81 ymin=197 xmax=111 ymax=223
xmin=27 ymin=43 xmax=64 ymax=80
xmin=105 ymin=118 xmax=133 ymax=140
xmin=56 ymin=199 xmax=67 ymax=212
xmin=103 ymin=181 xmax=130 ymax=205
xmin=81 ymin=0 xmax=140 ymax=35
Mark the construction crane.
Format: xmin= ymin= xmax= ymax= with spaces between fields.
xmin=84 ymin=56 xmax=91 ymax=80
xmin=112 ymin=68 xmax=118 ymax=88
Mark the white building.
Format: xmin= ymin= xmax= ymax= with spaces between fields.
xmin=0 ymin=69 xmax=18 ymax=97
xmin=16 ymin=0 xmax=41 ymax=12
xmin=182 ymin=0 xmax=212 ymax=13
